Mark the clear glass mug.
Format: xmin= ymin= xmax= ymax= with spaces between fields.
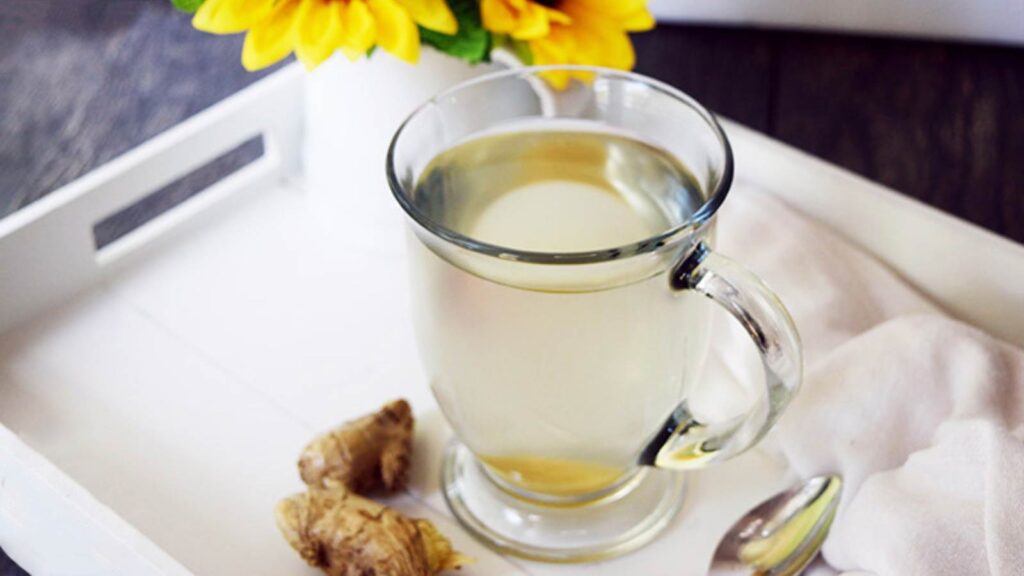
xmin=387 ymin=66 xmax=801 ymax=562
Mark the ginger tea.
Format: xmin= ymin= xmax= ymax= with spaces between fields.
xmin=408 ymin=128 xmax=711 ymax=499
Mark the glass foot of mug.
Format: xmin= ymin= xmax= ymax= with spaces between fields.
xmin=441 ymin=442 xmax=688 ymax=563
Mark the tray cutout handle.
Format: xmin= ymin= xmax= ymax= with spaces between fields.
xmin=0 ymin=65 xmax=305 ymax=336
xmin=92 ymin=134 xmax=269 ymax=265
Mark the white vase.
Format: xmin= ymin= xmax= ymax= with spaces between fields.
xmin=302 ymin=49 xmax=503 ymax=232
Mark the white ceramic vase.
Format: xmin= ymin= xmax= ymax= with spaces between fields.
xmin=302 ymin=49 xmax=503 ymax=229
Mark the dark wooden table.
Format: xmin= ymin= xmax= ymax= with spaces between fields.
xmin=1 ymin=2 xmax=1022 ymax=573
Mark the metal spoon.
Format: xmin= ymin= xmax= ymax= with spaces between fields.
xmin=709 ymin=474 xmax=843 ymax=576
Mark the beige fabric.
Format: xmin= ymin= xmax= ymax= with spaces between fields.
xmin=710 ymin=188 xmax=1024 ymax=575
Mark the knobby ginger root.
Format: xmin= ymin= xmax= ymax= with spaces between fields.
xmin=282 ymin=400 xmax=470 ymax=575
xmin=299 ymin=399 xmax=414 ymax=493
xmin=276 ymin=488 xmax=470 ymax=576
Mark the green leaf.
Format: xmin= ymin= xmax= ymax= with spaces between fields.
xmin=171 ymin=0 xmax=206 ymax=13
xmin=419 ymin=0 xmax=491 ymax=64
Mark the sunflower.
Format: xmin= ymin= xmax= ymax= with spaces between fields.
xmin=481 ymin=0 xmax=654 ymax=88
xmin=193 ymin=0 xmax=458 ymax=70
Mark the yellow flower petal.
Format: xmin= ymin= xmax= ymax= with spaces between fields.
xmin=558 ymin=0 xmax=652 ymax=31
xmin=597 ymin=30 xmax=634 ymax=69
xmin=193 ymin=0 xmax=275 ymax=34
xmin=545 ymin=7 xmax=572 ymax=25
xmin=572 ymin=0 xmax=647 ymax=20
xmin=241 ymin=0 xmax=300 ymax=71
xmin=480 ymin=0 xmax=517 ymax=34
xmin=619 ymin=8 xmax=655 ymax=32
xmin=396 ymin=0 xmax=457 ymax=34
xmin=531 ymin=35 xmax=572 ymax=89
xmin=340 ymin=47 xmax=366 ymax=61
xmin=559 ymin=3 xmax=637 ymax=69
xmin=530 ymin=34 xmax=570 ymax=65
xmin=538 ymin=70 xmax=571 ymax=90
xmin=294 ymin=0 xmax=344 ymax=70
xmin=574 ymin=23 xmax=634 ymax=70
xmin=482 ymin=0 xmax=571 ymax=40
xmin=343 ymin=0 xmax=378 ymax=54
xmin=508 ymin=1 xmax=550 ymax=40
xmin=367 ymin=0 xmax=419 ymax=63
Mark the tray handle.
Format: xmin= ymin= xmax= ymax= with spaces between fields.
xmin=0 ymin=65 xmax=305 ymax=335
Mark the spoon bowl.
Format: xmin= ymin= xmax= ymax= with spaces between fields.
xmin=710 ymin=474 xmax=843 ymax=575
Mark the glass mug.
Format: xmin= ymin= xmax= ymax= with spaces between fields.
xmin=387 ymin=66 xmax=802 ymax=562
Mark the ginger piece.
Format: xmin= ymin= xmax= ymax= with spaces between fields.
xmin=299 ymin=399 xmax=413 ymax=493
xmin=275 ymin=488 xmax=470 ymax=576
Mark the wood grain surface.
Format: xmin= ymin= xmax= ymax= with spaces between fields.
xmin=632 ymin=28 xmax=1024 ymax=242
xmin=1 ymin=2 xmax=1022 ymax=573
xmin=0 ymin=0 xmax=280 ymax=218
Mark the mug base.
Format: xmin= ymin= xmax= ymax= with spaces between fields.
xmin=441 ymin=441 xmax=688 ymax=563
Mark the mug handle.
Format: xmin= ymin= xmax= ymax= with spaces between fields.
xmin=639 ymin=242 xmax=802 ymax=469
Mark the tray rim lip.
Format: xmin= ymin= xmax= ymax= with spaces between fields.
xmin=1 ymin=60 xmax=1023 ymax=575
xmin=0 ymin=423 xmax=192 ymax=575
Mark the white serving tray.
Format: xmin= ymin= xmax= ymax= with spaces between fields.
xmin=2 ymin=63 xmax=1023 ymax=576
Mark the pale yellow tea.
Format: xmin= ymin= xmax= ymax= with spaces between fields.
xmin=408 ymin=129 xmax=711 ymax=499
xmin=479 ymin=454 xmax=627 ymax=498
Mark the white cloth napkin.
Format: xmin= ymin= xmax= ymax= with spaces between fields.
xmin=713 ymin=189 xmax=1024 ymax=575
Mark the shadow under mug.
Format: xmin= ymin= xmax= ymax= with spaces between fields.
xmin=387 ymin=66 xmax=802 ymax=562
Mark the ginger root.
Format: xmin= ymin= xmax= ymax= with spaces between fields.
xmin=299 ymin=399 xmax=413 ymax=493
xmin=282 ymin=400 xmax=469 ymax=575
xmin=275 ymin=488 xmax=470 ymax=576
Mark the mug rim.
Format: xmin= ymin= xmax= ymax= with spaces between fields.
xmin=386 ymin=65 xmax=734 ymax=265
